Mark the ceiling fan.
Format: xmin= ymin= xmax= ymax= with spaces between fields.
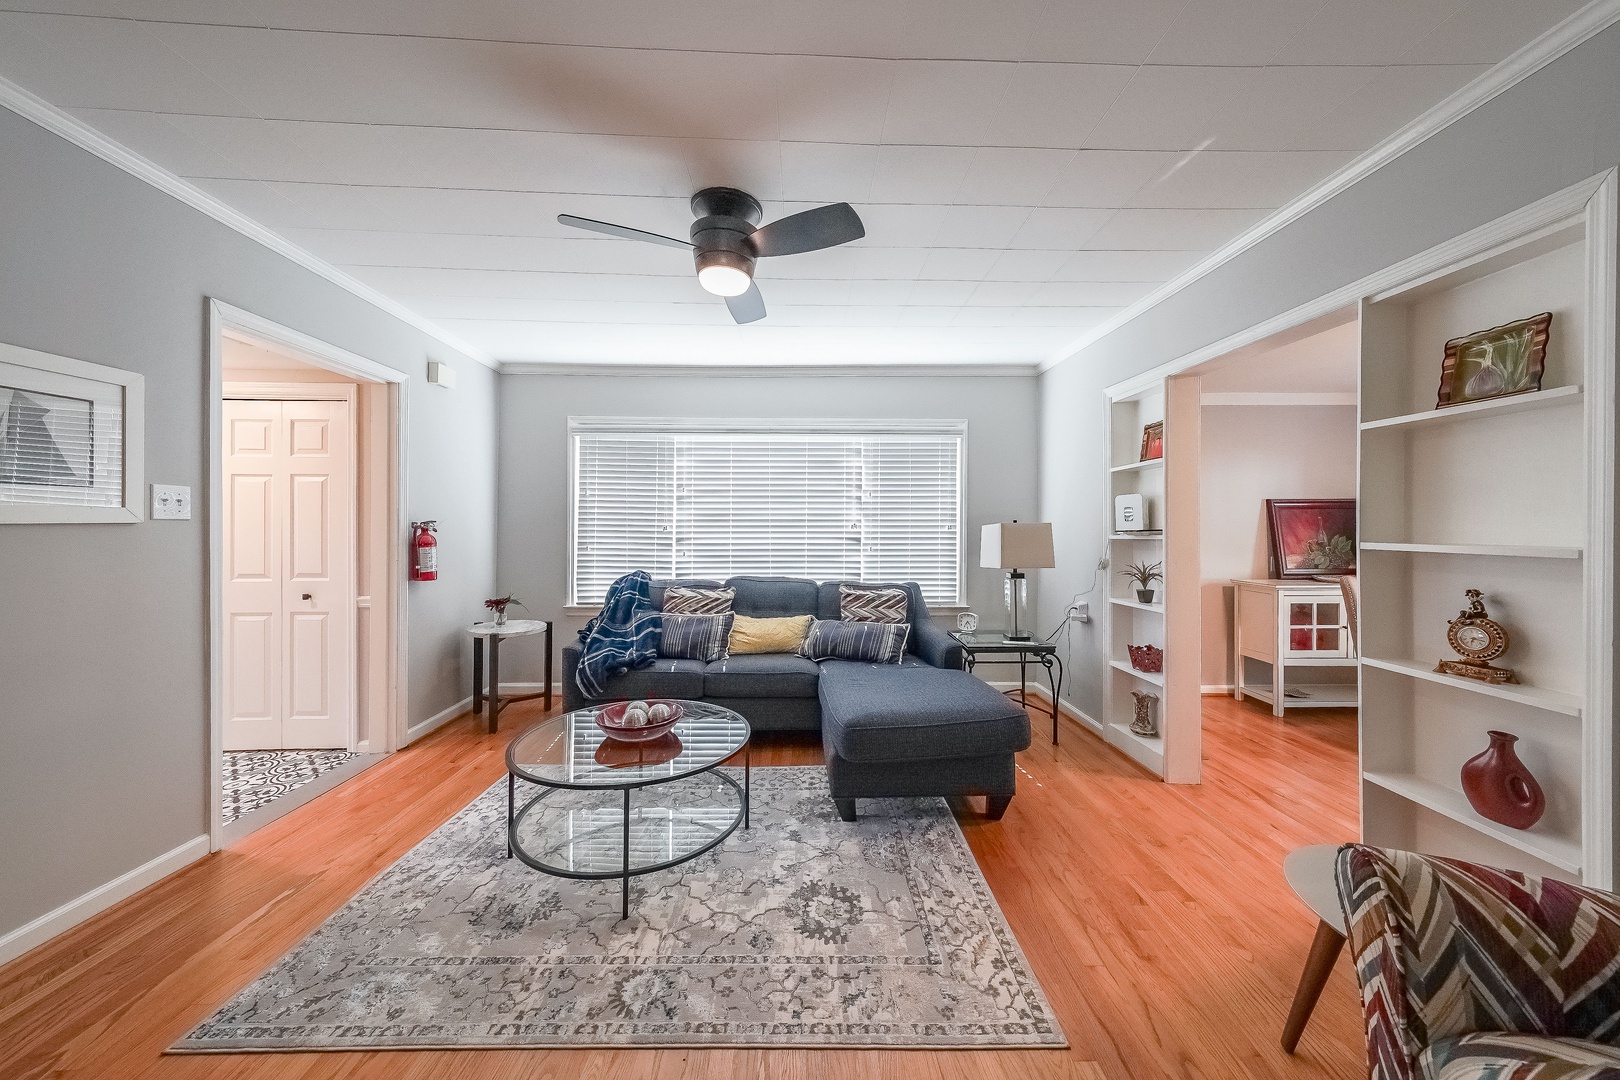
xmin=557 ymin=187 xmax=865 ymax=324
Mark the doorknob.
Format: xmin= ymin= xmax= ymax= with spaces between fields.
xmin=302 ymin=593 xmax=312 ymax=600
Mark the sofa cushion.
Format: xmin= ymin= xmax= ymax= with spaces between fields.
xmin=729 ymin=613 xmax=813 ymax=654
xmin=593 ymin=658 xmax=707 ymax=701
xmin=704 ymin=653 xmax=822 ymax=699
xmin=800 ymin=618 xmax=909 ymax=663
xmin=649 ymin=578 xmax=724 ymax=611
xmin=1422 ymin=1033 xmax=1620 ymax=1080
xmin=818 ymin=661 xmax=1030 ymax=763
xmin=659 ymin=613 xmax=733 ymax=661
xmin=728 ymin=576 xmax=819 ymax=618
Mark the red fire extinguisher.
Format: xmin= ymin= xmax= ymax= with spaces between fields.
xmin=410 ymin=520 xmax=439 ymax=581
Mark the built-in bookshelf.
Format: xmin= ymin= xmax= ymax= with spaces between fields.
xmin=1356 ymin=177 xmax=1615 ymax=887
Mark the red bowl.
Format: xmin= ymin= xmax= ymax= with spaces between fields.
xmin=594 ymin=699 xmax=684 ymax=743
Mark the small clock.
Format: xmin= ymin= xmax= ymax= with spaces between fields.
xmin=957 ymin=611 xmax=979 ymax=633
xmin=1436 ymin=589 xmax=1518 ymax=684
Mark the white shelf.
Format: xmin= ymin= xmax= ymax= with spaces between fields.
xmin=1360 ymin=385 xmax=1581 ymax=431
xmin=1108 ymin=722 xmax=1165 ymax=772
xmin=1109 ymin=659 xmax=1165 ymax=687
xmin=1360 ymin=541 xmax=1582 ymax=559
xmin=1109 ymin=532 xmax=1164 ymax=541
xmin=1109 ymin=458 xmax=1164 ymax=474
xmin=1240 ymin=683 xmax=1358 ymax=709
xmin=1109 ymin=597 xmax=1165 ymax=613
xmin=1362 ymin=771 xmax=1582 ymax=873
xmin=1360 ymin=656 xmax=1583 ymax=716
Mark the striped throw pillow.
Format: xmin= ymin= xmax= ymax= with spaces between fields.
xmin=839 ymin=583 xmax=910 ymax=624
xmin=658 ymin=613 xmax=734 ymax=662
xmin=662 ymin=586 xmax=735 ymax=615
xmin=799 ymin=619 xmax=909 ymax=664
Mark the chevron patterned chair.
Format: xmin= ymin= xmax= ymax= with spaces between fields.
xmin=1337 ymin=844 xmax=1620 ymax=1080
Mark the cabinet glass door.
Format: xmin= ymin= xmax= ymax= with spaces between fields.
xmin=1283 ymin=596 xmax=1351 ymax=658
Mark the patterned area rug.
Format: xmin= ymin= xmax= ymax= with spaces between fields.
xmin=223 ymin=750 xmax=358 ymax=824
xmin=174 ymin=765 xmax=1065 ymax=1051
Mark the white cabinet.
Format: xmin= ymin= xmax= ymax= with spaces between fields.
xmin=1232 ymin=579 xmax=1357 ymax=716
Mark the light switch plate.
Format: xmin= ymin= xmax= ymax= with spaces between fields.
xmin=151 ymin=484 xmax=191 ymax=520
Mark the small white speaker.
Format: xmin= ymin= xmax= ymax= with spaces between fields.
xmin=1114 ymin=493 xmax=1147 ymax=532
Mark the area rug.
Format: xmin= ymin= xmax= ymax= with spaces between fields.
xmin=222 ymin=749 xmax=358 ymax=824
xmin=174 ymin=765 xmax=1065 ymax=1051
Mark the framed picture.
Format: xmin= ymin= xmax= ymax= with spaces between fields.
xmin=1139 ymin=420 xmax=1164 ymax=461
xmin=0 ymin=341 xmax=144 ymax=523
xmin=1266 ymin=499 xmax=1356 ymax=579
xmin=1435 ymin=312 xmax=1551 ymax=408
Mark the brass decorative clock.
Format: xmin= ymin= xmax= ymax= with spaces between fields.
xmin=1436 ymin=589 xmax=1518 ymax=684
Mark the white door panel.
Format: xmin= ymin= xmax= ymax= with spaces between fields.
xmin=223 ymin=396 xmax=354 ymax=750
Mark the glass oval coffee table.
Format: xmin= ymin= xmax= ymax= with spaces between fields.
xmin=504 ymin=700 xmax=751 ymax=919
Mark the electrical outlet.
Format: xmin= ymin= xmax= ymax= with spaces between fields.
xmin=151 ymin=484 xmax=191 ymax=520
xmin=1067 ymin=600 xmax=1090 ymax=623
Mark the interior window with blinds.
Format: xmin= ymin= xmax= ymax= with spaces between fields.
xmin=571 ymin=420 xmax=963 ymax=607
xmin=0 ymin=361 xmax=124 ymax=510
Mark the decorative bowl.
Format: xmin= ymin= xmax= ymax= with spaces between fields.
xmin=1127 ymin=644 xmax=1164 ymax=673
xmin=594 ymin=699 xmax=684 ymax=743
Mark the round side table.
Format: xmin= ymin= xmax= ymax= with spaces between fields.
xmin=1281 ymin=844 xmax=1348 ymax=1053
xmin=468 ymin=620 xmax=552 ymax=733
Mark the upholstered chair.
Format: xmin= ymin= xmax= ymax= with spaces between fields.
xmin=1337 ymin=844 xmax=1620 ymax=1080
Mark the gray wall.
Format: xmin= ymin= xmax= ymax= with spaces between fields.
xmin=1037 ymin=25 xmax=1620 ymax=721
xmin=496 ymin=370 xmax=1040 ymax=679
xmin=0 ymin=108 xmax=497 ymax=942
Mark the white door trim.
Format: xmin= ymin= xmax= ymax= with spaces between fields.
xmin=207 ymin=299 xmax=410 ymax=851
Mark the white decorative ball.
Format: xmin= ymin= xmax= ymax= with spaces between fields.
xmin=623 ymin=705 xmax=648 ymax=727
xmin=647 ymin=702 xmax=671 ymax=723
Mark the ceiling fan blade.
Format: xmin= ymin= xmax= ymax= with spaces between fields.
xmin=749 ymin=203 xmax=865 ymax=257
xmin=557 ymin=213 xmax=691 ymax=249
xmin=725 ymin=281 xmax=766 ymax=324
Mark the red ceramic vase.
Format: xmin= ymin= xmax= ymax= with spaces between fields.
xmin=1460 ymin=730 xmax=1545 ymax=830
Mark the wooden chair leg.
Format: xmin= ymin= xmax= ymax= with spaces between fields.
xmin=1282 ymin=920 xmax=1347 ymax=1053
xmin=985 ymin=793 xmax=1013 ymax=820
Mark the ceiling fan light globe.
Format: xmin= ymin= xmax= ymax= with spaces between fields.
xmin=698 ymin=263 xmax=752 ymax=297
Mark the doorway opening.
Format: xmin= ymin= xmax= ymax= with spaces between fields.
xmin=208 ymin=302 xmax=407 ymax=847
xmin=1171 ymin=307 xmax=1360 ymax=813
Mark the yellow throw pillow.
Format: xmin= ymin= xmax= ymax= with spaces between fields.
xmin=728 ymin=614 xmax=813 ymax=655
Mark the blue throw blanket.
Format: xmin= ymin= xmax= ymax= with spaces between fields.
xmin=575 ymin=570 xmax=663 ymax=699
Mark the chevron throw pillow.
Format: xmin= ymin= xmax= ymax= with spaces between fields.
xmin=658 ymin=613 xmax=734 ymax=661
xmin=662 ymin=586 xmax=735 ymax=615
xmin=800 ymin=618 xmax=909 ymax=664
xmin=839 ymin=583 xmax=909 ymax=624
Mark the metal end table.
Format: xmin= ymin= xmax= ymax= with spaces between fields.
xmin=950 ymin=631 xmax=1065 ymax=744
xmin=504 ymin=700 xmax=751 ymax=920
xmin=469 ymin=619 xmax=552 ymax=734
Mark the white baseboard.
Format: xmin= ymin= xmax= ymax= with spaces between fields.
xmin=1202 ymin=684 xmax=1235 ymax=695
xmin=0 ymin=834 xmax=210 ymax=968
xmin=407 ymin=695 xmax=471 ymax=745
xmin=499 ymin=681 xmax=562 ymax=693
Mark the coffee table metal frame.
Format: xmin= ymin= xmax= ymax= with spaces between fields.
xmin=504 ymin=703 xmax=751 ymax=920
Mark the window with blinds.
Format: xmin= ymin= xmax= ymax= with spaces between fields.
xmin=571 ymin=419 xmax=963 ymax=606
xmin=0 ymin=361 xmax=125 ymax=511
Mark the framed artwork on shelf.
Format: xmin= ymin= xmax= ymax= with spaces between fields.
xmin=1435 ymin=312 xmax=1552 ymax=408
xmin=1265 ymin=499 xmax=1356 ymax=579
xmin=0 ymin=341 xmax=144 ymax=524
xmin=1139 ymin=420 xmax=1164 ymax=461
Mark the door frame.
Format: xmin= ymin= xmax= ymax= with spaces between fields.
xmin=207 ymin=300 xmax=410 ymax=851
xmin=221 ymin=384 xmax=360 ymax=753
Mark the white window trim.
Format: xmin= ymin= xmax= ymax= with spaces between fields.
xmin=567 ymin=416 xmax=966 ymax=610
xmin=0 ymin=341 xmax=145 ymax=524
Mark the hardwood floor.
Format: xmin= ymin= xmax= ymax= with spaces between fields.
xmin=0 ymin=693 xmax=1362 ymax=1079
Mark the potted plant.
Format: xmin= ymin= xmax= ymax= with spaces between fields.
xmin=484 ymin=595 xmax=525 ymax=626
xmin=1121 ymin=561 xmax=1163 ymax=604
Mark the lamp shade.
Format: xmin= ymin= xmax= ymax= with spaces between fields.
xmin=980 ymin=522 xmax=1055 ymax=569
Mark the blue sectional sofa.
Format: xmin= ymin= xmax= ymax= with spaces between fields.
xmin=560 ymin=576 xmax=1032 ymax=819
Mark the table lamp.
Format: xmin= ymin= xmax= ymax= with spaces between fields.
xmin=980 ymin=521 xmax=1054 ymax=640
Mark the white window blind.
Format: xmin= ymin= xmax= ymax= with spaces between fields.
xmin=571 ymin=419 xmax=963 ymax=606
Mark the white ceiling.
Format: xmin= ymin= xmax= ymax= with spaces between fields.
xmin=0 ymin=0 xmax=1592 ymax=366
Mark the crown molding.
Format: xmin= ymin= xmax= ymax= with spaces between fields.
xmin=500 ymin=361 xmax=1039 ymax=377
xmin=0 ymin=74 xmax=498 ymax=372
xmin=1040 ymin=0 xmax=1620 ymax=374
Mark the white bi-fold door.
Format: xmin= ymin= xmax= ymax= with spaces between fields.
xmin=223 ymin=398 xmax=354 ymax=750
